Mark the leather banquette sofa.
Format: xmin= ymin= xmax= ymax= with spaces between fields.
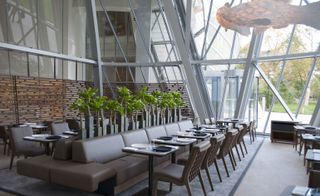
xmin=17 ymin=120 xmax=194 ymax=195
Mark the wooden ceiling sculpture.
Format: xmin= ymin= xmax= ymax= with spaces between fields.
xmin=216 ymin=0 xmax=320 ymax=36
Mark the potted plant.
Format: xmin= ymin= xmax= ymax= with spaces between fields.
xmin=171 ymin=91 xmax=185 ymax=122
xmin=127 ymin=97 xmax=145 ymax=130
xmin=70 ymin=87 xmax=96 ymax=138
xmin=117 ymin=86 xmax=132 ymax=132
xmin=152 ymin=90 xmax=162 ymax=125
xmin=160 ymin=92 xmax=175 ymax=124
xmin=136 ymin=87 xmax=156 ymax=127
xmin=105 ymin=99 xmax=124 ymax=134
xmin=90 ymin=96 xmax=107 ymax=136
xmin=70 ymin=98 xmax=87 ymax=139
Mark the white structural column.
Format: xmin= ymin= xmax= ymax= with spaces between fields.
xmin=162 ymin=0 xmax=208 ymax=121
xmin=234 ymin=33 xmax=263 ymax=119
xmin=132 ymin=0 xmax=152 ymax=83
xmin=310 ymin=98 xmax=320 ymax=126
xmin=89 ymin=0 xmax=104 ymax=96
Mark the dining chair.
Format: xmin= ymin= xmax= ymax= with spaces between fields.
xmin=9 ymin=126 xmax=45 ymax=169
xmin=152 ymin=141 xmax=211 ymax=196
xmin=66 ymin=118 xmax=80 ymax=131
xmin=216 ymin=129 xmax=238 ymax=177
xmin=52 ymin=122 xmax=71 ymax=135
xmin=236 ymin=123 xmax=249 ymax=158
xmin=177 ymin=134 xmax=225 ymax=190
xmin=231 ymin=127 xmax=242 ymax=163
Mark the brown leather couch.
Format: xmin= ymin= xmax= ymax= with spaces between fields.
xmin=16 ymin=120 xmax=193 ymax=195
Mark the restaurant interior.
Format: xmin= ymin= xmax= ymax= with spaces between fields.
xmin=0 ymin=0 xmax=319 ymax=195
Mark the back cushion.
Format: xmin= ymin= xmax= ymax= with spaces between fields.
xmin=164 ymin=123 xmax=180 ymax=136
xmin=145 ymin=126 xmax=167 ymax=140
xmin=53 ymin=139 xmax=73 ymax=160
xmin=52 ymin=122 xmax=70 ymax=135
xmin=178 ymin=120 xmax=194 ymax=131
xmin=72 ymin=134 xmax=126 ymax=163
xmin=121 ymin=129 xmax=149 ymax=146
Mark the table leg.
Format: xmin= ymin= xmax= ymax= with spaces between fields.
xmin=171 ymin=152 xmax=176 ymax=163
xmin=45 ymin=143 xmax=50 ymax=155
xmin=148 ymin=155 xmax=154 ymax=195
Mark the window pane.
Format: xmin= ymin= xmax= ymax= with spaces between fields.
xmin=7 ymin=0 xmax=38 ymax=48
xmin=10 ymin=51 xmax=28 ymax=76
xmin=0 ymin=49 xmax=9 ymax=75
xmin=38 ymin=0 xmax=62 ymax=53
xmin=39 ymin=56 xmax=54 ymax=78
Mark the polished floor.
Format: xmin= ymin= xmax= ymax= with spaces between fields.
xmin=234 ymin=138 xmax=308 ymax=196
xmin=0 ymin=137 xmax=308 ymax=196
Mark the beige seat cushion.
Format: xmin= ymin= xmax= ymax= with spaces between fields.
xmin=154 ymin=164 xmax=184 ymax=185
xmin=16 ymin=155 xmax=53 ymax=181
xmin=50 ymin=162 xmax=116 ymax=192
xmin=103 ymin=155 xmax=148 ymax=185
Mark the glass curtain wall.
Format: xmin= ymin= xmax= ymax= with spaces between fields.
xmin=0 ymin=0 xmax=95 ymax=81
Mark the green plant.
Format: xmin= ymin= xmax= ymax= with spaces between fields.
xmin=105 ymin=99 xmax=124 ymax=125
xmin=171 ymin=91 xmax=185 ymax=108
xmin=78 ymin=87 xmax=98 ymax=116
xmin=136 ymin=87 xmax=157 ymax=121
xmin=127 ymin=97 xmax=145 ymax=123
xmin=117 ymin=86 xmax=132 ymax=116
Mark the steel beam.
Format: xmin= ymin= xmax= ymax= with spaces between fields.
xmin=162 ymin=0 xmax=208 ymax=121
xmin=0 ymin=42 xmax=96 ymax=64
xmin=234 ymin=33 xmax=263 ymax=119
xmin=310 ymin=98 xmax=320 ymax=126
xmin=89 ymin=0 xmax=105 ymax=97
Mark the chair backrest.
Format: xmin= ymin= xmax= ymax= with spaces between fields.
xmin=218 ymin=129 xmax=238 ymax=158
xmin=202 ymin=134 xmax=225 ymax=168
xmin=182 ymin=141 xmax=211 ymax=182
xmin=9 ymin=126 xmax=34 ymax=154
xmin=237 ymin=124 xmax=249 ymax=143
xmin=204 ymin=118 xmax=211 ymax=125
xmin=52 ymin=122 xmax=70 ymax=135
xmin=248 ymin=121 xmax=254 ymax=133
xmin=164 ymin=123 xmax=180 ymax=136
xmin=66 ymin=119 xmax=80 ymax=131
xmin=308 ymin=170 xmax=320 ymax=188
xmin=178 ymin=120 xmax=193 ymax=131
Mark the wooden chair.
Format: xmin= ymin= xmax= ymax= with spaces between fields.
xmin=177 ymin=134 xmax=225 ymax=190
xmin=237 ymin=123 xmax=249 ymax=158
xmin=153 ymin=141 xmax=211 ymax=196
xmin=216 ymin=129 xmax=238 ymax=177
xmin=9 ymin=126 xmax=45 ymax=169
